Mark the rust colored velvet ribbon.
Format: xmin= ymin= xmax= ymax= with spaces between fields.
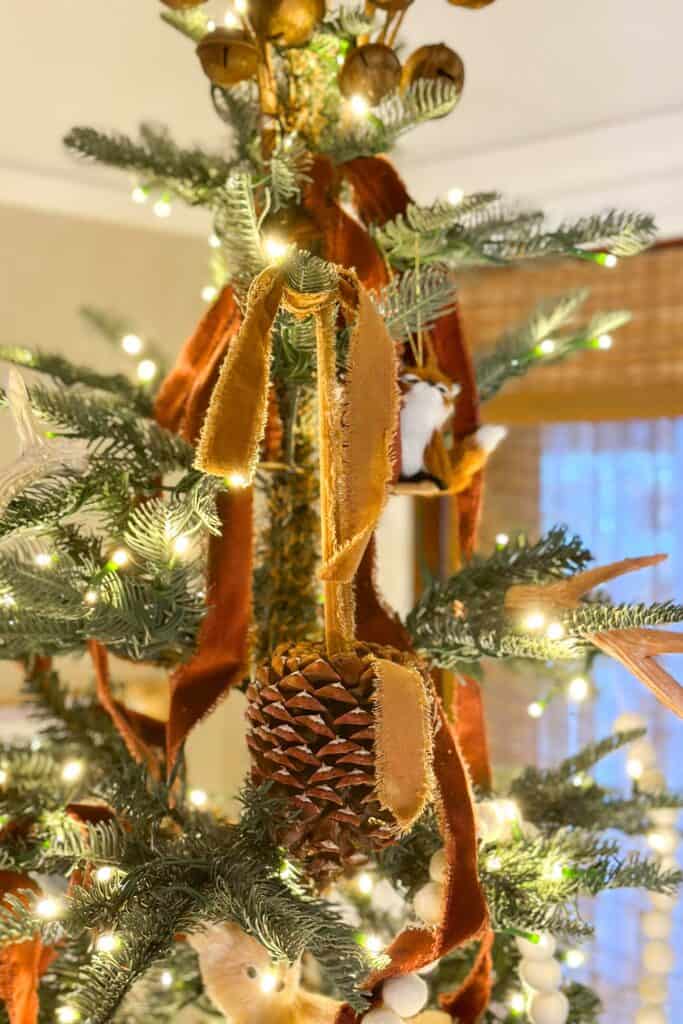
xmin=331 ymin=156 xmax=484 ymax=559
xmin=88 ymin=639 xmax=165 ymax=770
xmin=343 ymin=544 xmax=489 ymax=1024
xmin=440 ymin=927 xmax=494 ymax=1021
xmin=152 ymin=286 xmax=254 ymax=770
xmin=0 ymin=873 xmax=55 ymax=1024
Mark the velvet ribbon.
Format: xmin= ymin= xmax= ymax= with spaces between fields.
xmin=88 ymin=639 xmax=165 ymax=771
xmin=343 ymin=545 xmax=489 ymax=1024
xmin=0 ymin=873 xmax=56 ymax=1024
xmin=195 ymin=266 xmax=398 ymax=596
xmin=152 ymin=285 xmax=254 ymax=770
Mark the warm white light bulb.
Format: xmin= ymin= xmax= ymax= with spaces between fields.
xmin=259 ymin=969 xmax=278 ymax=994
xmin=34 ymin=553 xmax=53 ymax=568
xmin=201 ymin=285 xmax=218 ymax=303
xmin=121 ymin=333 xmax=143 ymax=356
xmin=131 ymin=186 xmax=147 ymax=205
xmin=487 ymin=854 xmax=502 ymax=871
xmin=523 ymin=611 xmax=546 ymax=632
xmin=597 ymin=333 xmax=613 ymax=350
xmin=111 ymin=548 xmax=129 ymax=568
xmin=546 ymin=621 xmax=565 ymax=640
xmin=189 ymin=788 xmax=208 ymax=808
xmin=508 ymin=991 xmax=525 ymax=1013
xmin=224 ymin=9 xmax=239 ymax=27
xmin=498 ymin=799 xmax=519 ymax=823
xmin=153 ymin=198 xmax=172 ymax=219
xmin=137 ymin=359 xmax=158 ymax=382
xmin=0 ymin=769 xmax=8 ymax=786
xmin=56 ymin=1008 xmax=80 ymax=1023
xmin=528 ymin=701 xmax=544 ymax=719
xmin=349 ymin=94 xmax=370 ymax=118
xmin=495 ymin=532 xmax=509 ymax=546
xmin=568 ymin=676 xmax=589 ymax=702
xmin=36 ymin=897 xmax=61 ymax=920
xmin=357 ymin=872 xmax=374 ymax=895
xmin=447 ymin=186 xmax=464 ymax=206
xmin=207 ymin=18 xmax=217 ymax=30
xmin=95 ymin=866 xmax=114 ymax=883
xmin=160 ymin=970 xmax=174 ymax=988
xmin=84 ymin=589 xmax=98 ymax=606
xmin=279 ymin=860 xmax=294 ymax=881
xmin=337 ymin=53 xmax=345 ymax=66
xmin=173 ymin=535 xmax=191 ymax=556
xmin=565 ymin=948 xmax=586 ymax=969
xmin=0 ymin=593 xmax=15 ymax=607
xmin=546 ymin=861 xmax=565 ymax=882
xmin=234 ymin=0 xmax=247 ymax=11
xmin=363 ymin=933 xmax=384 ymax=954
xmin=263 ymin=235 xmax=289 ymax=261
xmin=227 ymin=472 xmax=248 ymax=490
xmin=96 ymin=932 xmax=120 ymax=954
xmin=538 ymin=339 xmax=556 ymax=355
xmin=604 ymin=254 xmax=618 ymax=268
xmin=61 ymin=760 xmax=83 ymax=783
xmin=208 ymin=232 xmax=221 ymax=249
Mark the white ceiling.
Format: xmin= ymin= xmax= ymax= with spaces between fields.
xmin=1 ymin=0 xmax=682 ymax=236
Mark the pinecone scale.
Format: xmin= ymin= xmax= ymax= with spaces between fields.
xmin=247 ymin=639 xmax=429 ymax=885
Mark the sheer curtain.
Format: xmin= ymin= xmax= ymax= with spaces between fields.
xmin=539 ymin=418 xmax=683 ymax=1022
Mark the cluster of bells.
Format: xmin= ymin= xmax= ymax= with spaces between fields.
xmin=160 ymin=0 xmax=492 ymax=106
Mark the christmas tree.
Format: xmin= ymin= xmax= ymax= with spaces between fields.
xmin=0 ymin=2 xmax=681 ymax=1023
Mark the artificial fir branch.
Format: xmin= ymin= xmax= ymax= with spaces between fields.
xmin=375 ymin=201 xmax=656 ymax=268
xmin=64 ymin=126 xmax=236 ymax=208
xmin=378 ymin=265 xmax=458 ymax=345
xmin=475 ymin=291 xmax=631 ymax=403
xmin=0 ymin=344 xmax=152 ymax=415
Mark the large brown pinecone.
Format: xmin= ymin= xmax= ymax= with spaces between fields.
xmin=246 ymin=639 xmax=431 ymax=886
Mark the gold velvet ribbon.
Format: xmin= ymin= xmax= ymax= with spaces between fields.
xmin=372 ymin=657 xmax=435 ymax=830
xmin=195 ymin=264 xmax=398 ymax=610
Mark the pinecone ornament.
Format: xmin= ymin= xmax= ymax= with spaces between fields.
xmin=247 ymin=640 xmax=433 ymax=885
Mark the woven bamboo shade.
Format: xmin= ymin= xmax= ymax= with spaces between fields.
xmin=458 ymin=242 xmax=683 ymax=423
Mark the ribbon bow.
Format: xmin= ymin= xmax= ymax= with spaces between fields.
xmin=196 ymin=262 xmax=399 ymax=651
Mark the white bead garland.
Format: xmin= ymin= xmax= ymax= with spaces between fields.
xmin=429 ymin=848 xmax=447 ymax=884
xmin=519 ymin=957 xmax=563 ymax=992
xmin=641 ymin=910 xmax=673 ymax=940
xmin=617 ymin=715 xmax=681 ymax=1023
xmin=638 ymin=975 xmax=668 ymax=1004
xmin=413 ymin=881 xmax=442 ymax=925
xmin=515 ymin=932 xmax=557 ymax=961
xmin=410 ymin=1013 xmax=450 ymax=1024
xmin=613 ymin=711 xmax=647 ymax=733
xmin=382 ymin=974 xmax=429 ymax=1017
xmin=363 ymin=1009 xmax=403 ymax=1024
xmin=513 ymin=928 xmax=571 ymax=1024
xmin=528 ymin=990 xmax=569 ymax=1024
xmin=635 ymin=1007 xmax=667 ymax=1024
xmin=642 ymin=940 xmax=675 ymax=974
